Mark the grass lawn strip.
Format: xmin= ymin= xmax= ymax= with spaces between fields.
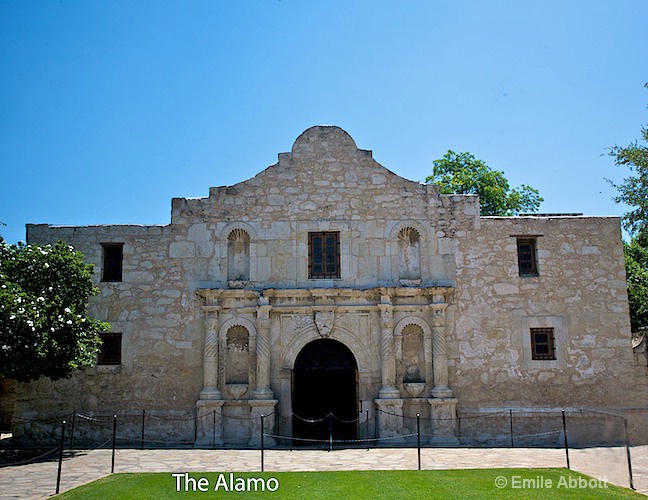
xmin=55 ymin=469 xmax=643 ymax=499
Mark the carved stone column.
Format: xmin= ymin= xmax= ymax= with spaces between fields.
xmin=195 ymin=291 xmax=225 ymax=447
xmin=423 ymin=329 xmax=433 ymax=391
xmin=253 ymin=295 xmax=274 ymax=399
xmin=200 ymin=304 xmax=222 ymax=400
xmin=378 ymin=295 xmax=399 ymax=399
xmin=431 ymin=307 xmax=452 ymax=398
xmin=428 ymin=301 xmax=458 ymax=445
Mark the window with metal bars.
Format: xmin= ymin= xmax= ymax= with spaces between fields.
xmin=530 ymin=327 xmax=556 ymax=360
xmin=308 ymin=232 xmax=340 ymax=279
xmin=98 ymin=332 xmax=122 ymax=365
xmin=517 ymin=237 xmax=538 ymax=276
xmin=102 ymin=244 xmax=123 ymax=282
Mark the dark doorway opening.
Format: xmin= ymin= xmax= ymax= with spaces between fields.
xmin=292 ymin=339 xmax=358 ymax=444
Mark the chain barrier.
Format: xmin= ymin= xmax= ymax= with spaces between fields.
xmin=0 ymin=445 xmax=61 ymax=467
xmin=2 ymin=408 xmax=633 ymax=450
xmin=2 ymin=407 xmax=638 ymax=492
xmin=292 ymin=413 xmax=329 ymax=424
xmin=264 ymin=432 xmax=419 ymax=444
xmin=376 ymin=407 xmax=512 ymax=421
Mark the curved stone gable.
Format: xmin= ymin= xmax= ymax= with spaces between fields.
xmin=182 ymin=125 xmax=441 ymax=224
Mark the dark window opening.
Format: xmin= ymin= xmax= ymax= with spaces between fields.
xmin=308 ymin=232 xmax=340 ymax=279
xmin=102 ymin=244 xmax=123 ymax=282
xmin=517 ymin=238 xmax=538 ymax=276
xmin=98 ymin=332 xmax=122 ymax=365
xmin=531 ymin=327 xmax=555 ymax=360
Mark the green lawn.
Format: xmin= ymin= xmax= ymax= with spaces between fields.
xmin=56 ymin=469 xmax=643 ymax=499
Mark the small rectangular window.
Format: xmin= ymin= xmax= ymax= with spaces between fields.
xmin=308 ymin=232 xmax=340 ymax=279
xmin=531 ymin=327 xmax=555 ymax=360
xmin=517 ymin=237 xmax=538 ymax=276
xmin=102 ymin=244 xmax=123 ymax=282
xmin=98 ymin=332 xmax=122 ymax=365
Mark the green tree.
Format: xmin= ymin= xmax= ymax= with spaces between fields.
xmin=0 ymin=240 xmax=109 ymax=382
xmin=425 ymin=150 xmax=543 ymax=216
xmin=608 ymin=83 xmax=648 ymax=332
xmin=625 ymin=238 xmax=648 ymax=332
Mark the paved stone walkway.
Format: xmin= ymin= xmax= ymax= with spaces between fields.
xmin=1 ymin=446 xmax=646 ymax=498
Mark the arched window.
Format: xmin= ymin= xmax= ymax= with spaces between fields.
xmin=226 ymin=325 xmax=250 ymax=384
xmin=227 ymin=228 xmax=250 ymax=281
xmin=397 ymin=227 xmax=421 ymax=281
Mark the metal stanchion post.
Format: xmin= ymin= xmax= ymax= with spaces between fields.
xmin=624 ymin=417 xmax=635 ymax=490
xmin=212 ymin=409 xmax=216 ymax=449
xmin=328 ymin=413 xmax=333 ymax=452
xmin=111 ymin=414 xmax=117 ymax=474
xmin=69 ymin=411 xmax=76 ymax=449
xmin=140 ymin=410 xmax=145 ymax=450
xmin=261 ymin=414 xmax=265 ymax=472
xmin=194 ymin=411 xmax=198 ymax=445
xmin=417 ymin=413 xmax=421 ymax=471
xmin=366 ymin=409 xmax=369 ymax=451
xmin=509 ymin=409 xmax=514 ymax=447
xmin=561 ymin=410 xmax=570 ymax=470
xmin=56 ymin=419 xmax=66 ymax=494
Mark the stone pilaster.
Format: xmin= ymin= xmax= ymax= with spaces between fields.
xmin=200 ymin=303 xmax=222 ymax=400
xmin=431 ymin=307 xmax=453 ymax=398
xmin=429 ymin=397 xmax=459 ymax=445
xmin=248 ymin=399 xmax=278 ymax=447
xmin=378 ymin=295 xmax=399 ymax=398
xmin=423 ymin=329 xmax=433 ymax=392
xmin=195 ymin=399 xmax=225 ymax=448
xmin=253 ymin=295 xmax=274 ymax=399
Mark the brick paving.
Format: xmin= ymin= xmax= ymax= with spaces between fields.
xmin=0 ymin=445 xmax=646 ymax=498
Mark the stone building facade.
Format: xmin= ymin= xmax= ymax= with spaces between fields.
xmin=14 ymin=126 xmax=648 ymax=446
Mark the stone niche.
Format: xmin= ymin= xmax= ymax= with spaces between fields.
xmin=402 ymin=323 xmax=425 ymax=397
xmin=225 ymin=325 xmax=250 ymax=399
xmin=397 ymin=227 xmax=421 ymax=285
xmin=227 ymin=228 xmax=250 ymax=283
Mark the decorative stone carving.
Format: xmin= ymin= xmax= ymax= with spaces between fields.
xmin=403 ymin=382 xmax=425 ymax=398
xmin=225 ymin=384 xmax=248 ymax=400
xmin=315 ymin=311 xmax=335 ymax=338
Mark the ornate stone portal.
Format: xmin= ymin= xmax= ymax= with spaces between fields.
xmin=195 ymin=287 xmax=457 ymax=446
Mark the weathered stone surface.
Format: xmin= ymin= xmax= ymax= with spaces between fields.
xmin=13 ymin=126 xmax=647 ymax=447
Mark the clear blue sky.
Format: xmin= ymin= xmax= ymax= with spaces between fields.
xmin=1 ymin=0 xmax=646 ymax=244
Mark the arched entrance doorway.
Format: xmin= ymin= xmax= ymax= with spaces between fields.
xmin=292 ymin=339 xmax=358 ymax=443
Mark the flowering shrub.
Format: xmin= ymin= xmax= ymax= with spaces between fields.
xmin=0 ymin=240 xmax=109 ymax=382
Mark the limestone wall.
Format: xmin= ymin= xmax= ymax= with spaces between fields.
xmin=450 ymin=216 xmax=644 ymax=411
xmin=17 ymin=224 xmax=205 ymax=443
